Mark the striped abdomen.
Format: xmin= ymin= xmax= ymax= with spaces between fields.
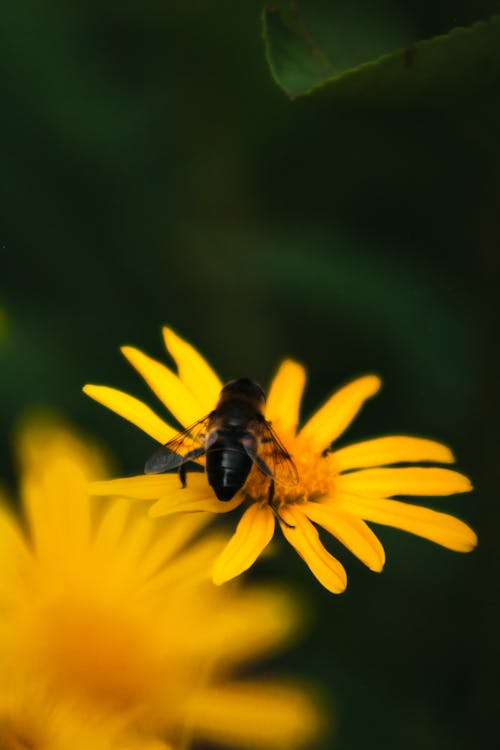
xmin=206 ymin=430 xmax=253 ymax=501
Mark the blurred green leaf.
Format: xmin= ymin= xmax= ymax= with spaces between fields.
xmin=263 ymin=2 xmax=500 ymax=105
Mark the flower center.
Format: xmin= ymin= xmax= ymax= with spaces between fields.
xmin=42 ymin=597 xmax=157 ymax=709
xmin=245 ymin=434 xmax=334 ymax=507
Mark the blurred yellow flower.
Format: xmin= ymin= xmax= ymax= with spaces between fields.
xmin=0 ymin=677 xmax=167 ymax=750
xmin=0 ymin=420 xmax=323 ymax=749
xmin=85 ymin=328 xmax=477 ymax=594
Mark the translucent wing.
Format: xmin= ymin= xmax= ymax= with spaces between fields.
xmin=261 ymin=421 xmax=299 ymax=487
xmin=256 ymin=420 xmax=299 ymax=488
xmin=144 ymin=414 xmax=212 ymax=474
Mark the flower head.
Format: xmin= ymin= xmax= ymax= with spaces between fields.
xmin=0 ymin=418 xmax=323 ymax=748
xmin=85 ymin=328 xmax=477 ymax=594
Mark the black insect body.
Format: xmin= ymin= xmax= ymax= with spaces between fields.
xmin=144 ymin=378 xmax=298 ymax=511
xmin=204 ymin=426 xmax=254 ymax=501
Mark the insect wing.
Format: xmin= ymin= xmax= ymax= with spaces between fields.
xmin=144 ymin=445 xmax=185 ymax=474
xmin=144 ymin=415 xmax=210 ymax=474
xmin=260 ymin=421 xmax=299 ymax=487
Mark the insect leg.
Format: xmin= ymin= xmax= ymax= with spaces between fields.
xmin=268 ymin=478 xmax=274 ymax=504
xmin=267 ymin=479 xmax=295 ymax=529
xmin=251 ymin=453 xmax=274 ymax=478
xmin=183 ymin=446 xmax=206 ymax=462
xmin=177 ymin=446 xmax=206 ymax=489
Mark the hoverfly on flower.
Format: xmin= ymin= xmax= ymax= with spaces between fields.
xmin=85 ymin=328 xmax=477 ymax=594
xmin=144 ymin=376 xmax=298 ymax=524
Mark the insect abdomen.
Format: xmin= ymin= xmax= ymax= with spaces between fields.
xmin=206 ymin=433 xmax=252 ymax=501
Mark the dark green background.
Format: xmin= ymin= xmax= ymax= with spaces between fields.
xmin=1 ymin=2 xmax=497 ymax=748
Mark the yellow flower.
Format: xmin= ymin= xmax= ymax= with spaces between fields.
xmin=0 ymin=419 xmax=323 ymax=749
xmin=0 ymin=677 xmax=167 ymax=750
xmin=85 ymin=328 xmax=477 ymax=594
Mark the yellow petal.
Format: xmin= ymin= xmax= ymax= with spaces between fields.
xmin=335 ymin=494 xmax=477 ymax=552
xmin=279 ymin=507 xmax=347 ymax=593
xmin=150 ymin=494 xmax=242 ymax=517
xmin=265 ymin=359 xmax=306 ymax=435
xmin=16 ymin=421 xmax=108 ymax=481
xmin=0 ymin=503 xmax=29 ymax=564
xmin=109 ymin=513 xmax=152 ymax=569
xmin=182 ymin=587 xmax=300 ymax=664
xmin=137 ymin=514 xmax=210 ymax=579
xmin=162 ymin=327 xmax=222 ymax=413
xmin=149 ymin=474 xmax=243 ymax=517
xmin=141 ymin=534 xmax=227 ymax=596
xmin=92 ymin=498 xmax=131 ymax=556
xmin=83 ymin=385 xmax=175 ymax=444
xmin=93 ymin=505 xmax=208 ymax=591
xmin=298 ymin=375 xmax=381 ymax=452
xmin=332 ymin=435 xmax=455 ymax=471
xmin=14 ymin=423 xmax=107 ymax=576
xmin=303 ymin=503 xmax=385 ymax=572
xmin=337 ymin=466 xmax=473 ymax=497
xmin=90 ymin=474 xmax=182 ymax=500
xmin=213 ymin=504 xmax=275 ymax=585
xmin=0 ymin=502 xmax=31 ymax=602
xmin=185 ymin=681 xmax=323 ymax=750
xmin=21 ymin=451 xmax=92 ymax=567
xmin=121 ymin=346 xmax=204 ymax=427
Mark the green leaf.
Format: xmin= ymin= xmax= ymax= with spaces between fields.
xmin=263 ymin=3 xmax=500 ymax=105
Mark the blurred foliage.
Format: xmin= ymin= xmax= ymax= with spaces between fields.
xmin=264 ymin=2 xmax=500 ymax=107
xmin=0 ymin=1 xmax=498 ymax=748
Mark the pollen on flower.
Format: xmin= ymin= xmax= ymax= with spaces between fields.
xmin=245 ymin=435 xmax=335 ymax=508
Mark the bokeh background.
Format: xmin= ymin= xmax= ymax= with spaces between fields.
xmin=1 ymin=1 xmax=498 ymax=748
